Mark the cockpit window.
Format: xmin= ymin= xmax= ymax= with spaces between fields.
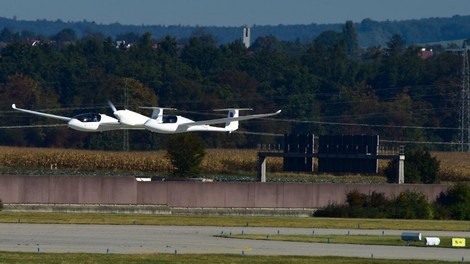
xmin=74 ymin=113 xmax=101 ymax=122
xmin=162 ymin=115 xmax=177 ymax=123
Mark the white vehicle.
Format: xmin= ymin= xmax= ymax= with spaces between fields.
xmin=12 ymin=102 xmax=281 ymax=133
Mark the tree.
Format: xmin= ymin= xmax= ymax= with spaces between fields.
xmin=54 ymin=28 xmax=76 ymax=43
xmin=386 ymin=34 xmax=406 ymax=55
xmin=166 ymin=134 xmax=206 ymax=177
xmin=0 ymin=28 xmax=19 ymax=42
xmin=0 ymin=74 xmax=61 ymax=146
xmin=181 ymin=34 xmax=221 ymax=76
xmin=435 ymin=183 xmax=470 ymax=220
xmin=384 ymin=148 xmax=440 ymax=183
xmin=159 ymin=36 xmax=178 ymax=58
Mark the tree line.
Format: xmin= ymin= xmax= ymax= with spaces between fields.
xmin=2 ymin=15 xmax=470 ymax=47
xmin=0 ymin=22 xmax=468 ymax=150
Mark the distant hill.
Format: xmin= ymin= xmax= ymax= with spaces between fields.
xmin=1 ymin=15 xmax=470 ymax=47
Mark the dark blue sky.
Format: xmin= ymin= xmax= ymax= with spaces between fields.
xmin=0 ymin=0 xmax=469 ymax=26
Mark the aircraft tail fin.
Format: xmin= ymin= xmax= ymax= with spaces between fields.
xmin=214 ymin=108 xmax=252 ymax=132
xmin=225 ymin=109 xmax=239 ymax=131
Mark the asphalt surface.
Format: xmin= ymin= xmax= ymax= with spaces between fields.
xmin=0 ymin=223 xmax=469 ymax=261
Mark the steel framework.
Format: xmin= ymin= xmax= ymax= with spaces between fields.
xmin=460 ymin=42 xmax=470 ymax=151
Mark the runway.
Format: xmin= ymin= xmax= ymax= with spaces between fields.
xmin=0 ymin=223 xmax=469 ymax=262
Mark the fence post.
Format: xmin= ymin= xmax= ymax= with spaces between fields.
xmin=398 ymin=155 xmax=405 ymax=184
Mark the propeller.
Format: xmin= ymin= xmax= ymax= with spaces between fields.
xmin=108 ymin=100 xmax=124 ymax=122
xmin=106 ymin=100 xmax=140 ymax=126
xmin=108 ymin=100 xmax=118 ymax=113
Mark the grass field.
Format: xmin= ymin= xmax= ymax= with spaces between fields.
xmin=2 ymin=212 xmax=470 ymax=231
xmin=0 ymin=252 xmax=457 ymax=264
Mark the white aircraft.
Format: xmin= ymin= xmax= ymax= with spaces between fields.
xmin=11 ymin=102 xmax=281 ymax=133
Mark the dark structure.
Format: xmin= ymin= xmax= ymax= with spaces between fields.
xmin=258 ymin=134 xmax=404 ymax=183
xmin=317 ymin=135 xmax=379 ymax=173
xmin=283 ymin=134 xmax=314 ymax=172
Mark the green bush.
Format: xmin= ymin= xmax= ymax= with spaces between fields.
xmin=388 ymin=189 xmax=433 ymax=219
xmin=313 ymin=203 xmax=350 ymax=218
xmin=315 ymin=185 xmax=470 ymax=220
xmin=346 ymin=189 xmax=368 ymax=207
xmin=0 ymin=199 xmax=3 ymax=211
xmin=434 ymin=183 xmax=470 ymax=220
xmin=166 ymin=134 xmax=206 ymax=177
xmin=314 ymin=189 xmax=432 ymax=219
xmin=314 ymin=190 xmax=390 ymax=218
xmin=384 ymin=148 xmax=440 ymax=183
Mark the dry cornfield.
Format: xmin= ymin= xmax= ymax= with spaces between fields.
xmin=0 ymin=147 xmax=468 ymax=181
xmin=0 ymin=147 xmax=283 ymax=174
xmin=433 ymin=152 xmax=470 ymax=181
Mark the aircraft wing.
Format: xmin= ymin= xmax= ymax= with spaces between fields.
xmin=12 ymin=104 xmax=72 ymax=122
xmin=184 ymin=110 xmax=281 ymax=127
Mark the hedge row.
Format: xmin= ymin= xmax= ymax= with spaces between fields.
xmin=314 ymin=183 xmax=470 ymax=220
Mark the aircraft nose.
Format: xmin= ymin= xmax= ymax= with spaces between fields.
xmin=144 ymin=119 xmax=155 ymax=129
xmin=114 ymin=112 xmax=132 ymax=126
xmin=113 ymin=110 xmax=139 ymax=126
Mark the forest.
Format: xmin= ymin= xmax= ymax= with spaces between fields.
xmin=0 ymin=21 xmax=468 ymax=151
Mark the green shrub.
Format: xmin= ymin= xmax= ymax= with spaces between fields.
xmin=314 ymin=190 xmax=390 ymax=218
xmin=388 ymin=189 xmax=433 ymax=219
xmin=346 ymin=189 xmax=368 ymax=207
xmin=0 ymin=199 xmax=3 ymax=211
xmin=314 ymin=189 xmax=433 ymax=219
xmin=434 ymin=182 xmax=470 ymax=220
xmin=166 ymin=134 xmax=206 ymax=177
xmin=313 ymin=203 xmax=350 ymax=218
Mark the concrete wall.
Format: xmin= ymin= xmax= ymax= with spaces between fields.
xmin=0 ymin=175 xmax=137 ymax=204
xmin=0 ymin=175 xmax=449 ymax=208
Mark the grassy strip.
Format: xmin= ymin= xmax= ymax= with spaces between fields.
xmin=0 ymin=252 xmax=459 ymax=264
xmin=219 ymin=234 xmax=464 ymax=248
xmin=2 ymin=212 xmax=470 ymax=231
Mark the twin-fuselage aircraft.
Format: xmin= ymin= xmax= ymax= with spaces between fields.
xmin=12 ymin=102 xmax=281 ymax=134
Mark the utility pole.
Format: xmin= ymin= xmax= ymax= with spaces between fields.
xmin=123 ymin=79 xmax=130 ymax=151
xmin=460 ymin=41 xmax=470 ymax=151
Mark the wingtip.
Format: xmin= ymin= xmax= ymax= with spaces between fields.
xmin=12 ymin=104 xmax=16 ymax=109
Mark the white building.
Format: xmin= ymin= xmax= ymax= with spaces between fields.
xmin=243 ymin=26 xmax=250 ymax=48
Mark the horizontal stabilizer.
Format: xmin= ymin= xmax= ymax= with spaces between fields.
xmin=213 ymin=108 xmax=253 ymax=111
